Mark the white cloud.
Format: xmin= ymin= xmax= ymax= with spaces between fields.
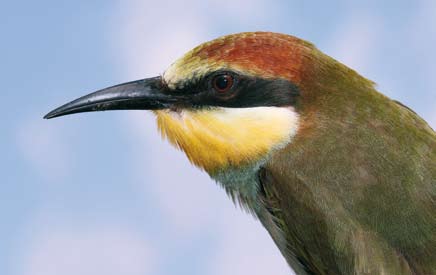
xmin=409 ymin=3 xmax=436 ymax=76
xmin=431 ymin=116 xmax=436 ymax=130
xmin=110 ymin=0 xmax=283 ymax=80
xmin=16 ymin=117 xmax=71 ymax=182
xmin=20 ymin=223 xmax=155 ymax=275
xmin=406 ymin=1 xmax=436 ymax=125
xmin=121 ymin=112 xmax=224 ymax=232
xmin=111 ymin=0 xmax=209 ymax=79
xmin=205 ymin=0 xmax=281 ymax=25
xmin=325 ymin=13 xmax=381 ymax=76
xmin=210 ymin=206 xmax=292 ymax=275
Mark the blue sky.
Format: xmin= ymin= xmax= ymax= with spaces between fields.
xmin=1 ymin=1 xmax=435 ymax=274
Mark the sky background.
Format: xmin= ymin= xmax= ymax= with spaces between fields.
xmin=1 ymin=1 xmax=436 ymax=275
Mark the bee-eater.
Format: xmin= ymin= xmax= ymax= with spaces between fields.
xmin=45 ymin=32 xmax=436 ymax=275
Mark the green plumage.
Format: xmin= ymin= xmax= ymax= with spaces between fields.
xmin=260 ymin=51 xmax=436 ymax=274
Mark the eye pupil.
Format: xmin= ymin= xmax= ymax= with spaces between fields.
xmin=215 ymin=76 xmax=229 ymax=90
xmin=213 ymin=74 xmax=234 ymax=92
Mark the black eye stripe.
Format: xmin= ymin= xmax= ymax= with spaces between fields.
xmin=169 ymin=70 xmax=300 ymax=108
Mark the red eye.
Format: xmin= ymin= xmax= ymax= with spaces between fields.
xmin=212 ymin=74 xmax=234 ymax=93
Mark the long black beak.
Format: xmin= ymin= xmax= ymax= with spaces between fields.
xmin=44 ymin=76 xmax=179 ymax=119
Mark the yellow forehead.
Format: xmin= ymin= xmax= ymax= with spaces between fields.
xmin=162 ymin=34 xmax=241 ymax=88
xmin=163 ymin=53 xmax=223 ymax=89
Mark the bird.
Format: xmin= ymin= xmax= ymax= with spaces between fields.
xmin=45 ymin=32 xmax=436 ymax=275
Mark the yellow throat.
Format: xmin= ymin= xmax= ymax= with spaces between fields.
xmin=154 ymin=107 xmax=299 ymax=174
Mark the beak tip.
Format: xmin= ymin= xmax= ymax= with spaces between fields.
xmin=43 ymin=110 xmax=57 ymax=119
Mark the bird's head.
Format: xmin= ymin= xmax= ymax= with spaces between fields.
xmin=45 ymin=32 xmax=371 ymax=174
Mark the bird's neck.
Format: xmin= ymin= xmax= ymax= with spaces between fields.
xmin=154 ymin=106 xmax=298 ymax=212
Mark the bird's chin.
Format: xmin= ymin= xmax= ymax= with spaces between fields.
xmin=152 ymin=109 xmax=184 ymax=120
